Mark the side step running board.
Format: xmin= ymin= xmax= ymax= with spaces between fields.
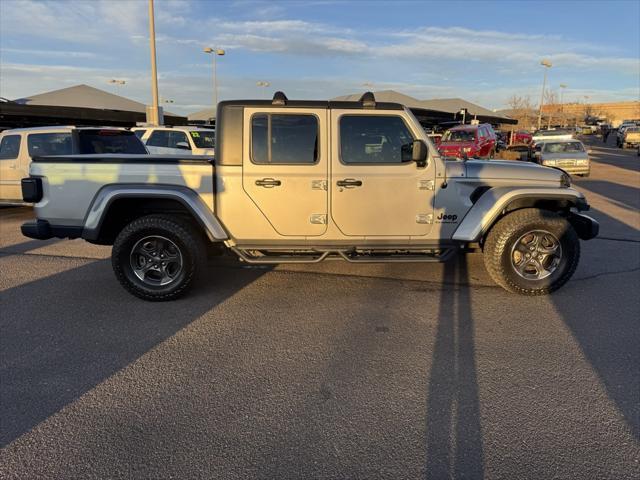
xmin=231 ymin=247 xmax=457 ymax=264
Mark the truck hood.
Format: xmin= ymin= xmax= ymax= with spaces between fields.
xmin=464 ymin=159 xmax=561 ymax=183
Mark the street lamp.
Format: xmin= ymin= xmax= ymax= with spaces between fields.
xmin=148 ymin=0 xmax=161 ymax=125
xmin=107 ymin=79 xmax=126 ymax=95
xmin=203 ymin=47 xmax=225 ymax=112
xmin=559 ymin=84 xmax=567 ymax=126
xmin=256 ymin=81 xmax=270 ymax=87
xmin=537 ymin=59 xmax=552 ymax=130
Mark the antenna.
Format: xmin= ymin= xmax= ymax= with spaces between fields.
xmin=272 ymin=91 xmax=288 ymax=106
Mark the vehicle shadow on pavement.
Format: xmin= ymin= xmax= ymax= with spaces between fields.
xmin=552 ymin=206 xmax=640 ymax=441
xmin=574 ymin=179 xmax=640 ymax=214
xmin=424 ymin=255 xmax=484 ymax=479
xmin=0 ymin=257 xmax=268 ymax=447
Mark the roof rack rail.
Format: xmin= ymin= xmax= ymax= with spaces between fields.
xmin=272 ymin=91 xmax=288 ymax=106
xmin=359 ymin=91 xmax=376 ymax=108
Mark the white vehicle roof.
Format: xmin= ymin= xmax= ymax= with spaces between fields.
xmin=1 ymin=125 xmax=128 ymax=135
xmin=131 ymin=126 xmax=214 ymax=132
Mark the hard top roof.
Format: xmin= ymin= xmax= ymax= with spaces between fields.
xmin=219 ymin=91 xmax=404 ymax=111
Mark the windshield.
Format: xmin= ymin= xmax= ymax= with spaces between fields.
xmin=189 ymin=130 xmax=215 ymax=149
xmin=534 ymin=129 xmax=572 ymax=137
xmin=78 ymin=130 xmax=147 ymax=154
xmin=442 ymin=129 xmax=476 ymax=142
xmin=543 ymin=142 xmax=585 ymax=153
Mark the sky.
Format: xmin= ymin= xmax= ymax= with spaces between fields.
xmin=0 ymin=0 xmax=638 ymax=115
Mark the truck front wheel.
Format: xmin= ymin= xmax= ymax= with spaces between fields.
xmin=483 ymin=208 xmax=580 ymax=295
xmin=112 ymin=215 xmax=205 ymax=301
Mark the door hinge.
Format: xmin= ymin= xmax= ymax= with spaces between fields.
xmin=310 ymin=214 xmax=327 ymax=224
xmin=416 ymin=214 xmax=433 ymax=224
xmin=311 ymin=180 xmax=328 ymax=190
xmin=419 ymin=180 xmax=435 ymax=190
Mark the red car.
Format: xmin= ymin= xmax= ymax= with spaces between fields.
xmin=438 ymin=123 xmax=497 ymax=159
xmin=511 ymin=130 xmax=532 ymax=145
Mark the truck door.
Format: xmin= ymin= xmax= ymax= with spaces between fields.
xmin=0 ymin=134 xmax=23 ymax=201
xmin=242 ymin=108 xmax=328 ymax=236
xmin=330 ymin=110 xmax=436 ymax=237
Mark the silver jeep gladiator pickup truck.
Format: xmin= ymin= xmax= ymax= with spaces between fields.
xmin=21 ymin=92 xmax=598 ymax=300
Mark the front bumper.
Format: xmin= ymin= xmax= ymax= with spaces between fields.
xmin=21 ymin=220 xmax=83 ymax=240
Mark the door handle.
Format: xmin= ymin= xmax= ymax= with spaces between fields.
xmin=336 ymin=178 xmax=362 ymax=188
xmin=255 ymin=178 xmax=281 ymax=188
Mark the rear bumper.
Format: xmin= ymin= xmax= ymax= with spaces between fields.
xmin=568 ymin=213 xmax=599 ymax=240
xmin=21 ymin=220 xmax=83 ymax=240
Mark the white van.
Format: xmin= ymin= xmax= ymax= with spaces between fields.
xmin=0 ymin=126 xmax=148 ymax=203
xmin=132 ymin=126 xmax=215 ymax=156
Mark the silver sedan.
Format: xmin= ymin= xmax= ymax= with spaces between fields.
xmin=534 ymin=140 xmax=591 ymax=177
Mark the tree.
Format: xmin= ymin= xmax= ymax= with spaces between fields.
xmin=506 ymin=95 xmax=535 ymax=131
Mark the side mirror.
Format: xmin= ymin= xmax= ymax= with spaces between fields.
xmin=176 ymin=141 xmax=191 ymax=150
xmin=412 ymin=139 xmax=428 ymax=167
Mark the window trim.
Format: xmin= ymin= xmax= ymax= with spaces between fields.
xmin=338 ymin=113 xmax=417 ymax=166
xmin=0 ymin=134 xmax=22 ymax=160
xmin=249 ymin=112 xmax=321 ymax=166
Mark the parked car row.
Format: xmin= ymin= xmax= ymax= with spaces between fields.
xmin=0 ymin=124 xmax=215 ymax=203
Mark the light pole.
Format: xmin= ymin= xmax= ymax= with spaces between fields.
xmin=537 ymin=59 xmax=552 ymax=130
xmin=148 ymin=0 xmax=161 ymax=125
xmin=559 ymin=84 xmax=567 ymax=126
xmin=108 ymin=79 xmax=126 ymax=96
xmin=203 ymin=47 xmax=225 ymax=112
xmin=256 ymin=81 xmax=270 ymax=97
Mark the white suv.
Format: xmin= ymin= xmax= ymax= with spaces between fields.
xmin=0 ymin=126 xmax=147 ymax=203
xmin=132 ymin=126 xmax=215 ymax=156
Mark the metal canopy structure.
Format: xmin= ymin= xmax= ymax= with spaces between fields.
xmin=332 ymin=90 xmax=517 ymax=127
xmin=0 ymin=85 xmax=187 ymax=130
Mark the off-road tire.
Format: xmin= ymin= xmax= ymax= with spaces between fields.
xmin=112 ymin=214 xmax=206 ymax=301
xmin=483 ymin=208 xmax=580 ymax=295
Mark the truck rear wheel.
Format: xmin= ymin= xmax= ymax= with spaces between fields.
xmin=112 ymin=215 xmax=205 ymax=301
xmin=483 ymin=208 xmax=580 ymax=295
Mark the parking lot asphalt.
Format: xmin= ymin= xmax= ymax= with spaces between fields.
xmin=1 ymin=136 xmax=638 ymax=479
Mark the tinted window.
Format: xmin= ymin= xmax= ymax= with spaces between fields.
xmin=0 ymin=135 xmax=21 ymax=159
xmin=77 ymin=130 xmax=147 ymax=154
xmin=27 ymin=133 xmax=73 ymax=156
xmin=189 ymin=130 xmax=216 ymax=148
xmin=340 ymin=115 xmax=414 ymax=164
xmin=134 ymin=130 xmax=147 ymax=139
xmin=147 ymin=130 xmax=190 ymax=149
xmin=251 ymin=114 xmax=318 ymax=164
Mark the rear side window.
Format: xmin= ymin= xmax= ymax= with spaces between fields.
xmin=77 ymin=130 xmax=147 ymax=154
xmin=0 ymin=135 xmax=21 ymax=159
xmin=340 ymin=115 xmax=414 ymax=164
xmin=251 ymin=114 xmax=318 ymax=164
xmin=134 ymin=130 xmax=147 ymax=140
xmin=27 ymin=133 xmax=73 ymax=156
xmin=190 ymin=130 xmax=216 ymax=148
xmin=146 ymin=130 xmax=190 ymax=149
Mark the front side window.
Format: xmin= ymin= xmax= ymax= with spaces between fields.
xmin=251 ymin=114 xmax=318 ymax=164
xmin=340 ymin=115 xmax=414 ymax=164
xmin=27 ymin=133 xmax=73 ymax=156
xmin=0 ymin=135 xmax=21 ymax=159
